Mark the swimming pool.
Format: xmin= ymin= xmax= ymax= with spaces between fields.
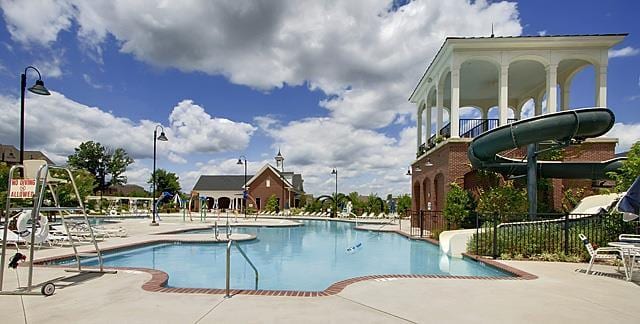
xmin=62 ymin=220 xmax=511 ymax=291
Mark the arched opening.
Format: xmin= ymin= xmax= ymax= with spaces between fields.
xmin=519 ymin=98 xmax=535 ymax=119
xmin=412 ymin=181 xmax=421 ymax=211
xmin=434 ymin=173 xmax=445 ymax=211
xmin=459 ymin=106 xmax=487 ymax=137
xmin=459 ymin=59 xmax=499 ymax=121
xmin=218 ymin=197 xmax=231 ymax=210
xmin=422 ymin=177 xmax=432 ymax=210
xmin=486 ymin=106 xmax=515 ymax=119
xmin=558 ymin=59 xmax=596 ymax=110
xmin=206 ymin=197 xmax=215 ymax=210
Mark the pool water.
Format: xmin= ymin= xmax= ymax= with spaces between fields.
xmin=66 ymin=220 xmax=511 ymax=291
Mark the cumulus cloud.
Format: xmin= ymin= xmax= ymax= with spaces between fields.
xmin=0 ymin=0 xmax=74 ymax=46
xmin=0 ymin=93 xmax=256 ymax=163
xmin=257 ymin=116 xmax=416 ymax=194
xmin=606 ymin=123 xmax=640 ymax=153
xmin=0 ymin=0 xmax=524 ymax=195
xmin=609 ymin=46 xmax=640 ymax=58
xmin=1 ymin=0 xmax=522 ymax=131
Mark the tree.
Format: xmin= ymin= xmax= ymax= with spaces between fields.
xmin=265 ymin=194 xmax=279 ymax=212
xmin=148 ymin=169 xmax=181 ymax=195
xmin=106 ymin=147 xmax=134 ymax=186
xmin=54 ymin=169 xmax=96 ymax=207
xmin=476 ymin=181 xmax=527 ymax=222
xmin=396 ymin=194 xmax=411 ymax=215
xmin=67 ymin=141 xmax=134 ymax=192
xmin=443 ymin=183 xmax=472 ymax=229
xmin=366 ymin=194 xmax=384 ymax=214
xmin=609 ymin=141 xmax=640 ymax=192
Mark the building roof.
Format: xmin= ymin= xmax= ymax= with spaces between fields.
xmin=193 ymin=175 xmax=254 ymax=192
xmin=0 ymin=144 xmax=55 ymax=165
xmin=409 ymin=33 xmax=628 ymax=102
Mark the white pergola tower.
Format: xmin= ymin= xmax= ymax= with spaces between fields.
xmin=409 ymin=34 xmax=626 ymax=156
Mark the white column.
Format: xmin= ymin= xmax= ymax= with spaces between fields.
xmin=436 ymin=83 xmax=444 ymax=135
xmin=425 ymin=105 xmax=432 ymax=141
xmin=498 ymin=64 xmax=509 ymax=125
xmin=561 ymin=81 xmax=571 ymax=111
xmin=481 ymin=108 xmax=488 ymax=120
xmin=596 ymin=65 xmax=607 ymax=107
xmin=546 ymin=64 xmax=558 ymax=113
xmin=416 ymin=106 xmax=422 ymax=150
xmin=450 ymin=67 xmax=460 ymax=138
xmin=534 ymin=93 xmax=543 ymax=116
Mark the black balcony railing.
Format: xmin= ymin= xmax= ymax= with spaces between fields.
xmin=418 ymin=118 xmax=518 ymax=157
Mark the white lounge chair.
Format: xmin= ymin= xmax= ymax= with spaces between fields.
xmin=0 ymin=228 xmax=25 ymax=250
xmin=579 ymin=233 xmax=627 ymax=278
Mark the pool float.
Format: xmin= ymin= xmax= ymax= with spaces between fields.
xmin=16 ymin=210 xmax=49 ymax=244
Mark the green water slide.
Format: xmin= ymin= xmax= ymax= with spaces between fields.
xmin=467 ymin=107 xmax=625 ymax=179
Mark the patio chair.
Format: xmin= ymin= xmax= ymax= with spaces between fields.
xmin=0 ymin=227 xmax=25 ymax=251
xmin=579 ymin=233 xmax=628 ymax=278
xmin=619 ymin=234 xmax=640 ymax=243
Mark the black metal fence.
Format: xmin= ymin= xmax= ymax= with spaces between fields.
xmin=409 ymin=210 xmax=447 ymax=238
xmin=470 ymin=212 xmax=637 ymax=259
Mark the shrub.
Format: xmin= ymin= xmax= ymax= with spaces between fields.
xmin=443 ymin=183 xmax=472 ymax=229
xmin=476 ymin=181 xmax=527 ymax=222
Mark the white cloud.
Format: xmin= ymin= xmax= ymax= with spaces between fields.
xmin=606 ymin=122 xmax=640 ymax=153
xmin=0 ymin=0 xmax=74 ymax=46
xmin=168 ymin=100 xmax=256 ymax=155
xmin=0 ymin=93 xmax=256 ymax=164
xmin=0 ymin=0 xmax=524 ymax=195
xmin=538 ymin=30 xmax=547 ymax=36
xmin=608 ymin=46 xmax=640 ymax=58
xmin=1 ymin=0 xmax=522 ymax=131
xmin=82 ymin=73 xmax=111 ymax=90
xmin=257 ymin=116 xmax=416 ymax=194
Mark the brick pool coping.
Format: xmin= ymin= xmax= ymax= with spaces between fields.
xmin=33 ymin=222 xmax=537 ymax=297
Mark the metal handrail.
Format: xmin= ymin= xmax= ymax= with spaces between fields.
xmin=225 ymin=239 xmax=259 ymax=297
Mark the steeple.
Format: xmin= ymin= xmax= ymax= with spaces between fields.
xmin=274 ymin=148 xmax=284 ymax=171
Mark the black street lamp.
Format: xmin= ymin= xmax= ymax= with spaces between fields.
xmin=331 ymin=168 xmax=338 ymax=218
xmin=237 ymin=155 xmax=247 ymax=218
xmin=151 ymin=125 xmax=168 ymax=226
xmin=20 ymin=66 xmax=50 ymax=175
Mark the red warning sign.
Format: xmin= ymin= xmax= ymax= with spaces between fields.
xmin=9 ymin=179 xmax=37 ymax=199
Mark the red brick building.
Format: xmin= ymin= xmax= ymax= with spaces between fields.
xmin=190 ymin=151 xmax=304 ymax=212
xmin=408 ymin=34 xmax=625 ymax=212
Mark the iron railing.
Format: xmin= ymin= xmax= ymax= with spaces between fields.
xmin=470 ymin=212 xmax=637 ymax=259
xmin=409 ymin=210 xmax=447 ymax=239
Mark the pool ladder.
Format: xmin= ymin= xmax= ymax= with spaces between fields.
xmin=225 ymin=239 xmax=259 ymax=297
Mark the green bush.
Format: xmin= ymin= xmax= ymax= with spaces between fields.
xmin=476 ymin=181 xmax=527 ymax=222
xmin=467 ymin=212 xmax=634 ymax=259
xmin=443 ymin=183 xmax=473 ymax=229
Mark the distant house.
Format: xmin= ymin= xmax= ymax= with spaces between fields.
xmin=0 ymin=144 xmax=54 ymax=165
xmin=104 ymin=184 xmax=148 ymax=196
xmin=190 ymin=150 xmax=304 ymax=212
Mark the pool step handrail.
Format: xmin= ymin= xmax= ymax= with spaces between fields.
xmin=225 ymin=239 xmax=259 ymax=297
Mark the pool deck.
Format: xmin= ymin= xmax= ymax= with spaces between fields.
xmin=1 ymin=215 xmax=639 ymax=323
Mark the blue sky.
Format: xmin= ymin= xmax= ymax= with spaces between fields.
xmin=0 ymin=0 xmax=638 ymax=196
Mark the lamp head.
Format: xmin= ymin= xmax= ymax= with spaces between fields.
xmin=406 ymin=167 xmax=411 ymax=176
xmin=157 ymin=132 xmax=168 ymax=141
xmin=28 ymin=79 xmax=50 ymax=96
xmin=237 ymin=158 xmax=243 ymax=165
xmin=331 ymin=168 xmax=337 ymax=175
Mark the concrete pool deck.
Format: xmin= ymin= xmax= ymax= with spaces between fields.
xmin=1 ymin=216 xmax=638 ymax=323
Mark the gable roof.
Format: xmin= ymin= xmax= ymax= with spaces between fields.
xmin=192 ymin=175 xmax=253 ymax=191
xmin=245 ymin=164 xmax=296 ymax=189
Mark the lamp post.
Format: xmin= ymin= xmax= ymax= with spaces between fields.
xmin=151 ymin=125 xmax=168 ymax=226
xmin=331 ymin=168 xmax=338 ymax=218
xmin=20 ymin=66 xmax=50 ymax=175
xmin=237 ymin=155 xmax=247 ymax=218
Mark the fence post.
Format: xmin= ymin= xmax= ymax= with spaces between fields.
xmin=419 ymin=210 xmax=424 ymax=238
xmin=475 ymin=212 xmax=479 ymax=256
xmin=564 ymin=213 xmax=569 ymax=255
xmin=492 ymin=215 xmax=498 ymax=259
